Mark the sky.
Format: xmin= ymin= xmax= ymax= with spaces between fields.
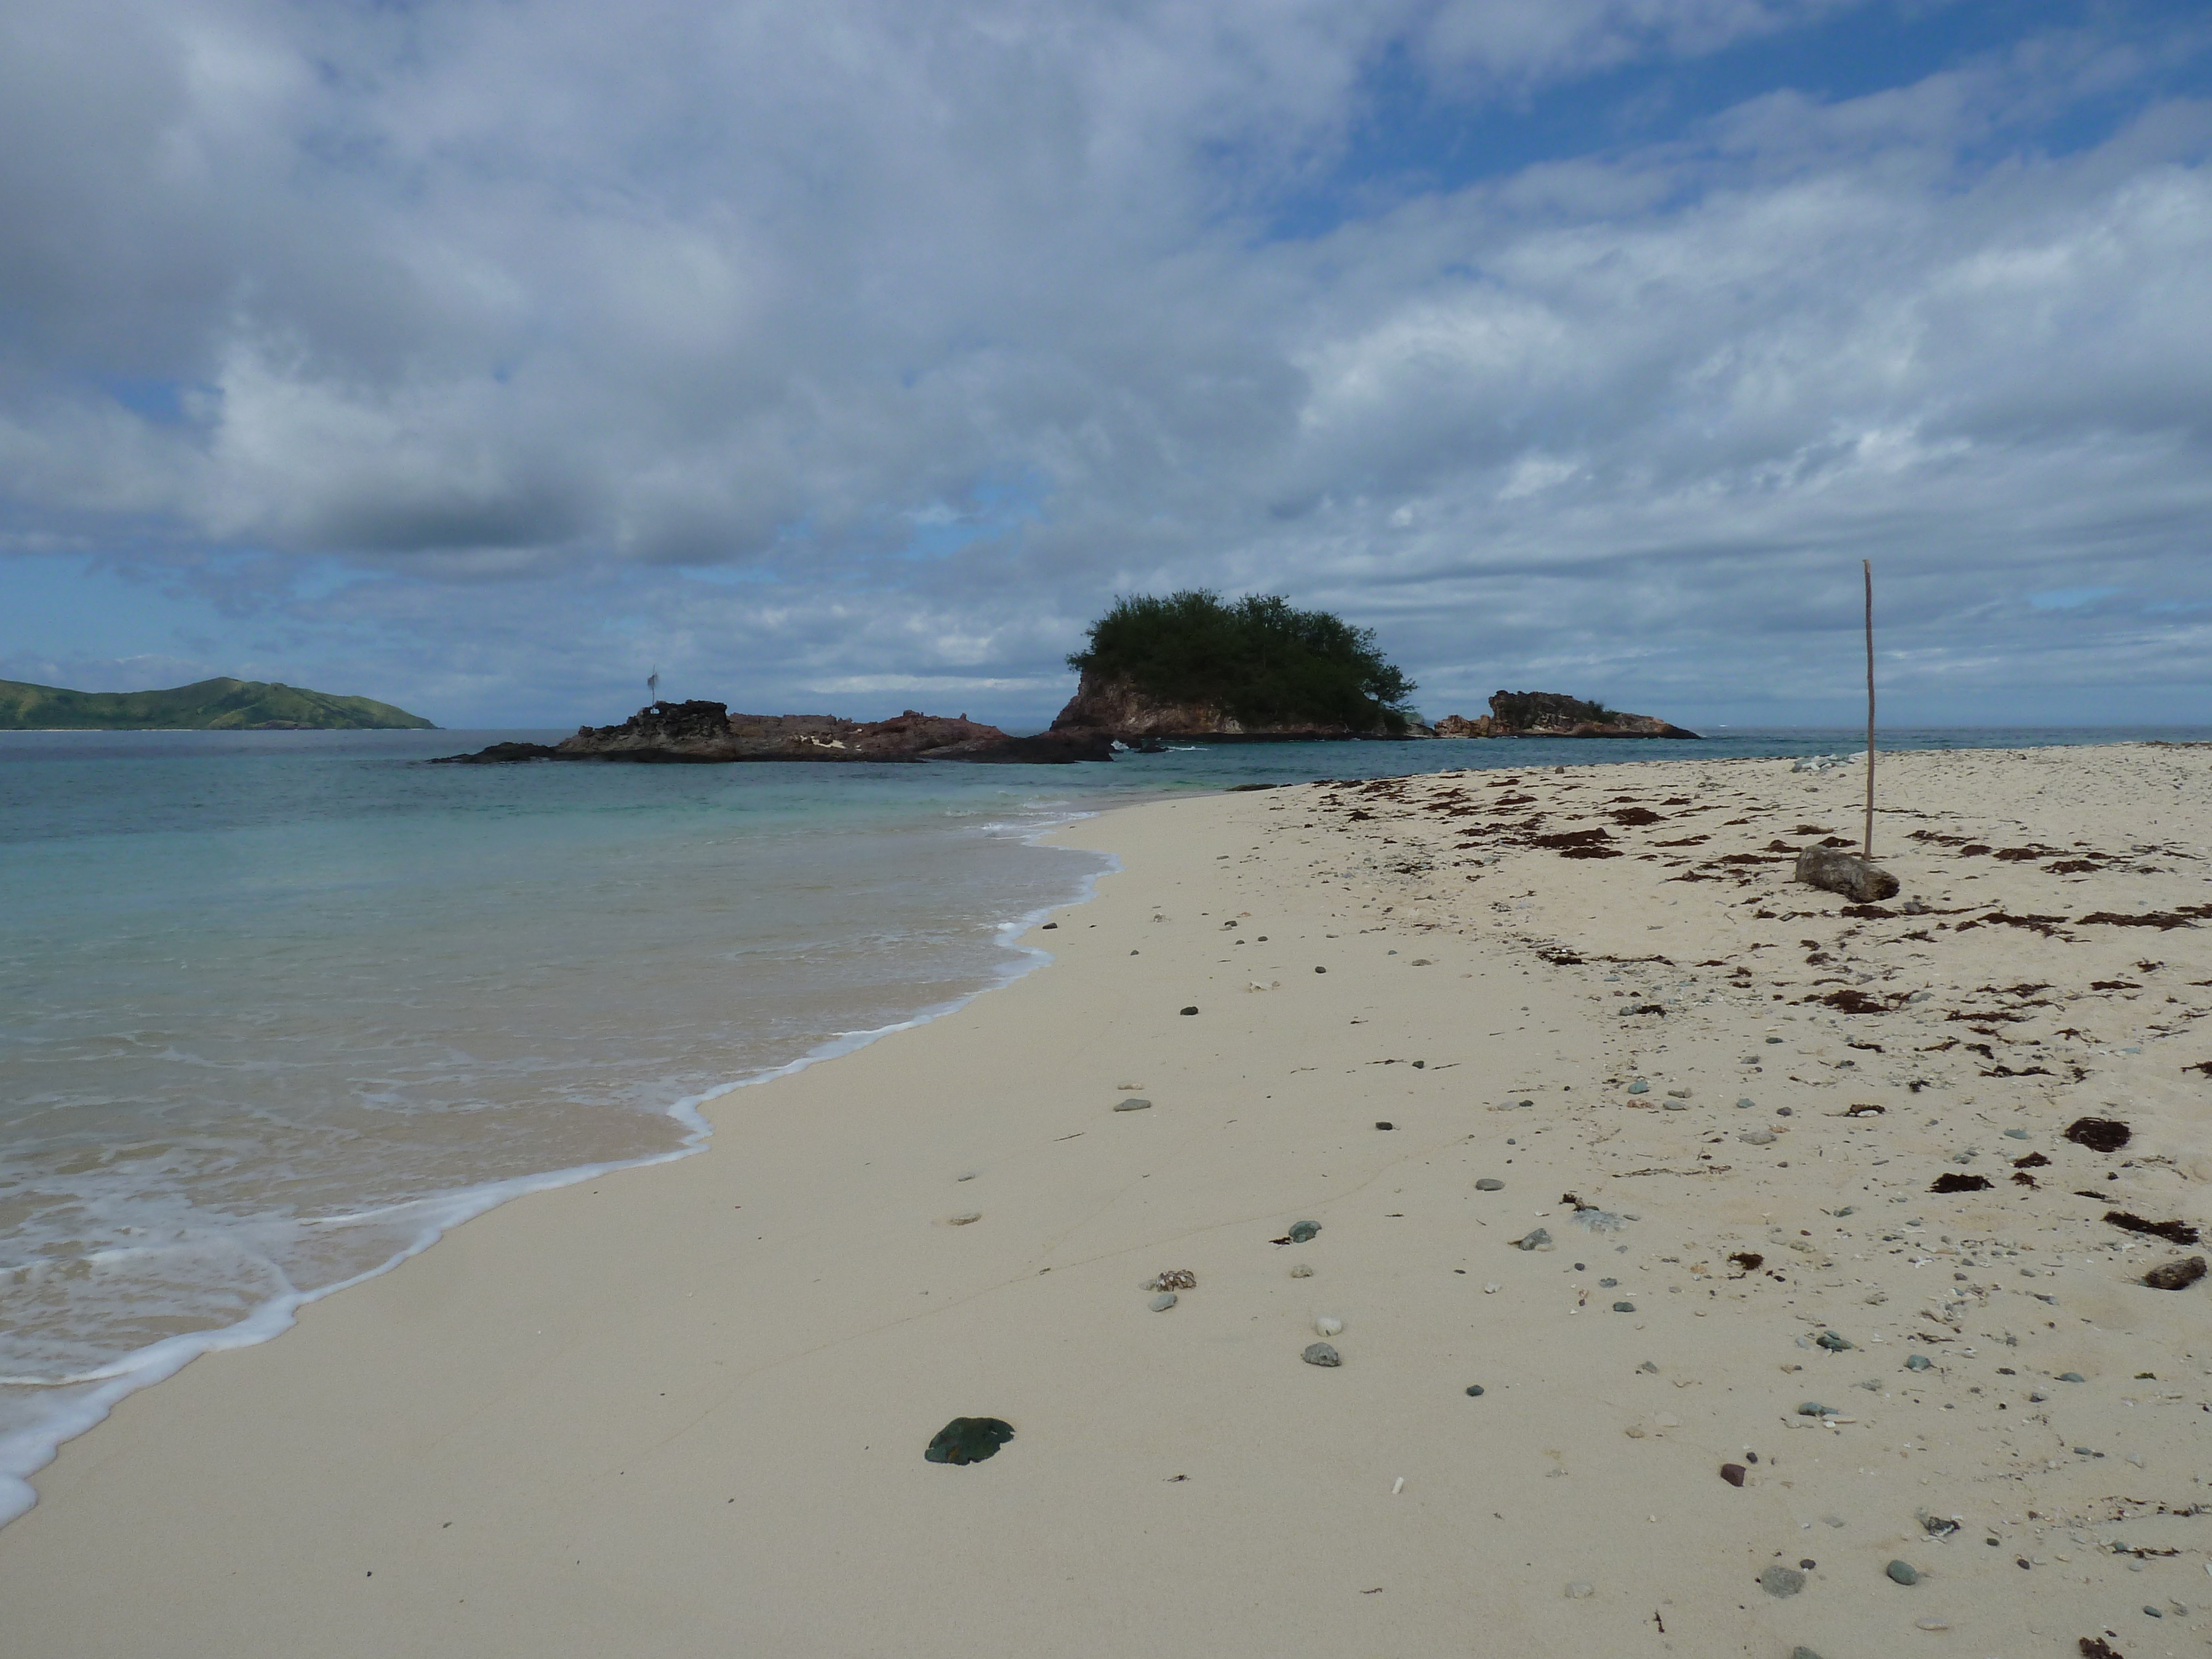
xmin=2 ymin=0 xmax=2208 ymax=731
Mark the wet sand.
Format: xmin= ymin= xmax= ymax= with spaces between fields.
xmin=3 ymin=741 xmax=2209 ymax=1658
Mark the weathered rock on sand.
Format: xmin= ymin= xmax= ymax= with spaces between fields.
xmin=1434 ymin=690 xmax=1699 ymax=739
xmin=432 ymin=700 xmax=1115 ymax=765
xmin=1795 ymin=844 xmax=1903 ymax=902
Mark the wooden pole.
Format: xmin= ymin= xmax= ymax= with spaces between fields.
xmin=1863 ymin=559 xmax=1875 ymax=862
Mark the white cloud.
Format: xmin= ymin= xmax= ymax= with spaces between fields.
xmin=0 ymin=0 xmax=2208 ymax=726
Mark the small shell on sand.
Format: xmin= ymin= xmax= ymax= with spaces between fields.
xmin=1313 ymin=1315 xmax=1343 ymax=1337
xmin=946 ymin=1212 xmax=982 ymax=1226
xmin=1148 ymin=1292 xmax=1178 ymax=1312
xmin=1146 ymin=1269 xmax=1197 ymax=1292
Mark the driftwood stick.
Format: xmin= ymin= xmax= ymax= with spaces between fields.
xmin=1863 ymin=559 xmax=1875 ymax=861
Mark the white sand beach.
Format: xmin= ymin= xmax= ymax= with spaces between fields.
xmin=4 ymin=742 xmax=2210 ymax=1658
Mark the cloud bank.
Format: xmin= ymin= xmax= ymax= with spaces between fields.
xmin=2 ymin=0 xmax=2208 ymax=726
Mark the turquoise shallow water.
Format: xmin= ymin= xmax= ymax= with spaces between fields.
xmin=2 ymin=721 xmax=2203 ymax=1521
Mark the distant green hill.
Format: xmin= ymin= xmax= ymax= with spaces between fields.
xmin=0 ymin=677 xmax=436 ymax=731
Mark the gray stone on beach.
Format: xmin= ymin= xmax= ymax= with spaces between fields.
xmin=1737 ymin=1098 xmax=1756 ymax=1108
xmin=1905 ymin=1353 xmax=1933 ymax=1371
xmin=1475 ymin=1178 xmax=1505 ymax=1191
xmin=1739 ymin=1130 xmax=1777 ymax=1146
xmin=1886 ymin=1560 xmax=1920 ymax=1585
xmin=1662 ymin=1100 xmax=1689 ymax=1111
xmin=1515 ymin=1227 xmax=1552 ymax=1251
xmin=1796 ymin=846 xmax=1901 ymax=903
xmin=1760 ymin=1564 xmax=1807 ymax=1598
xmin=1611 ymin=1301 xmax=1635 ymax=1313
xmin=1302 ymin=1342 xmax=1341 ymax=1368
xmin=1149 ymin=1292 xmax=1178 ymax=1312
xmin=1286 ymin=1219 xmax=1321 ymax=1243
xmin=1793 ymin=1648 xmax=1827 ymax=1659
xmin=1113 ymin=1097 xmax=1152 ymax=1111
xmin=1626 ymin=1079 xmax=1649 ymax=1094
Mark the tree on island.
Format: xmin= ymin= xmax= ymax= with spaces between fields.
xmin=1066 ymin=590 xmax=1418 ymax=734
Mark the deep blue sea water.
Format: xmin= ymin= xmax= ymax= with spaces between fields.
xmin=2 ymin=721 xmax=2205 ymax=1521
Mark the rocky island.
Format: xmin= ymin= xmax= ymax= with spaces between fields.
xmin=433 ymin=701 xmax=1113 ymax=765
xmin=1435 ymin=689 xmax=1698 ymax=739
xmin=435 ymin=590 xmax=1431 ymax=765
xmin=1047 ymin=590 xmax=1421 ymax=742
xmin=0 ymin=676 xmax=434 ymax=731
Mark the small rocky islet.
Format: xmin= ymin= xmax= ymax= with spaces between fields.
xmin=431 ymin=590 xmax=1695 ymax=764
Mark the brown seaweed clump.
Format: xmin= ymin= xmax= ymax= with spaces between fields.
xmin=2064 ymin=1117 xmax=2132 ymax=1153
xmin=1931 ymin=1172 xmax=1992 ymax=1194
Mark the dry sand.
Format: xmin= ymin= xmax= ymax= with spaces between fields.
xmin=4 ymin=741 xmax=2210 ymax=1658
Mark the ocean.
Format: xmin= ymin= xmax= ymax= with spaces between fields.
xmin=3 ymin=721 xmax=2203 ymax=1522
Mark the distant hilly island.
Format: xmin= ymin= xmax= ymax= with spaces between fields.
xmin=0 ymin=677 xmax=436 ymax=731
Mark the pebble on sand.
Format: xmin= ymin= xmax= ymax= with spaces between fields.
xmin=1475 ymin=1178 xmax=1506 ymax=1191
xmin=1611 ymin=1301 xmax=1636 ymax=1313
xmin=924 ymin=1417 xmax=1015 ymax=1465
xmin=1178 ymin=1005 xmax=1198 ymax=1016
xmin=1113 ymin=1097 xmax=1152 ymax=1111
xmin=2144 ymin=1255 xmax=2208 ymax=1290
xmin=1760 ymin=1565 xmax=1807 ymax=1598
xmin=1815 ymin=1331 xmax=1853 ymax=1351
xmin=947 ymin=1212 xmax=982 ymax=1225
xmin=1720 ymin=1463 xmax=1747 ymax=1486
xmin=1285 ymin=1219 xmax=1321 ymax=1243
xmin=1465 ymin=1385 xmax=1485 ymax=1396
xmin=1515 ymin=1228 xmax=1552 ymax=1251
xmin=1886 ymin=1560 xmax=1921 ymax=1585
xmin=1905 ymin=1354 xmax=1933 ymax=1371
xmin=1302 ymin=1342 xmax=1341 ymax=1368
xmin=1149 ymin=1292 xmax=1178 ymax=1312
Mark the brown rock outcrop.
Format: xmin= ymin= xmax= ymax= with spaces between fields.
xmin=1433 ymin=691 xmax=1698 ymax=740
xmin=1048 ymin=669 xmax=1422 ymax=742
xmin=432 ymin=702 xmax=1114 ymax=765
